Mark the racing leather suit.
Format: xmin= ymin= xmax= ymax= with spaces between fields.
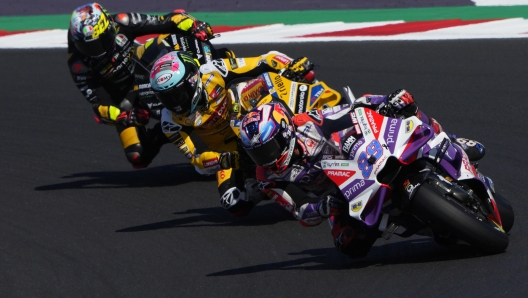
xmin=67 ymin=12 xmax=207 ymax=168
xmin=160 ymin=51 xmax=304 ymax=216
xmin=256 ymin=93 xmax=471 ymax=257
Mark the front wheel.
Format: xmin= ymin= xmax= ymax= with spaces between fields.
xmin=410 ymin=183 xmax=509 ymax=254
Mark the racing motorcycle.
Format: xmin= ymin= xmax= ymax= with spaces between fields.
xmin=321 ymin=87 xmax=514 ymax=254
xmin=228 ymin=71 xmax=343 ymax=136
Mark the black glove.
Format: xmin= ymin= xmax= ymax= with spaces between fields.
xmin=219 ymin=151 xmax=240 ymax=170
xmin=116 ymin=108 xmax=150 ymax=127
xmin=316 ymin=195 xmax=346 ymax=218
xmin=191 ymin=20 xmax=214 ymax=41
xmin=387 ymin=89 xmax=415 ymax=110
xmin=281 ymin=57 xmax=315 ymax=83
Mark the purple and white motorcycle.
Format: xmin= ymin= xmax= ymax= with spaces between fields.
xmin=321 ymin=88 xmax=514 ymax=254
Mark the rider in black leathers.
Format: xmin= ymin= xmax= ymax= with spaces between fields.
xmin=67 ymin=2 xmax=222 ymax=168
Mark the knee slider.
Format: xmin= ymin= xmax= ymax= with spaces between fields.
xmin=124 ymin=144 xmax=149 ymax=168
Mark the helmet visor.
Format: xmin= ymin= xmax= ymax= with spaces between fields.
xmin=156 ymin=78 xmax=197 ymax=113
xmin=75 ymin=29 xmax=115 ymax=58
xmin=245 ymin=132 xmax=295 ymax=171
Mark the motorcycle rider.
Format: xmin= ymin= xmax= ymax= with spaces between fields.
xmin=67 ymin=2 xmax=219 ymax=168
xmin=148 ymin=50 xmax=315 ymax=216
xmin=238 ymin=89 xmax=485 ymax=258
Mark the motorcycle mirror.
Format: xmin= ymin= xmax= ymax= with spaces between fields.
xmin=343 ymin=86 xmax=356 ymax=105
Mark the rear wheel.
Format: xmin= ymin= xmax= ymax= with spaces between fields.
xmin=411 ymin=183 xmax=509 ymax=254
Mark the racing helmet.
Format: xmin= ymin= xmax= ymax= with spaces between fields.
xmin=149 ymin=51 xmax=203 ymax=114
xmin=69 ymin=3 xmax=116 ymax=58
xmin=239 ymin=103 xmax=296 ymax=172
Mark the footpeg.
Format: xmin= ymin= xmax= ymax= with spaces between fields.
xmin=382 ymin=222 xmax=399 ymax=240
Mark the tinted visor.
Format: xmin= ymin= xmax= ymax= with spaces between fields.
xmin=156 ymin=79 xmax=196 ymax=114
xmin=245 ymin=135 xmax=288 ymax=168
xmin=75 ymin=29 xmax=115 ymax=58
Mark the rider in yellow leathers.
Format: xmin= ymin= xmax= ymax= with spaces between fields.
xmin=149 ymin=50 xmax=314 ymax=215
xmin=67 ymin=3 xmax=218 ymax=168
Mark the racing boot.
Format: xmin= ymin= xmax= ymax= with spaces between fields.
xmin=219 ymin=178 xmax=266 ymax=217
xmin=331 ymin=215 xmax=381 ymax=259
xmin=426 ymin=118 xmax=485 ymax=162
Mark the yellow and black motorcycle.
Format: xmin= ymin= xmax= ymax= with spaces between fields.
xmin=228 ymin=71 xmax=343 ymax=137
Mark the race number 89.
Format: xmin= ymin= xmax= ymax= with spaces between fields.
xmin=357 ymin=140 xmax=383 ymax=178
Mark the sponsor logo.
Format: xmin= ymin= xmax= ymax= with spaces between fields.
xmin=356 ymin=109 xmax=372 ymax=136
xmin=168 ymin=133 xmax=182 ymax=143
xmin=288 ymin=167 xmax=302 ymax=181
xmin=386 ymin=119 xmax=398 ymax=145
xmin=115 ymin=34 xmax=128 ymax=47
xmin=179 ymin=36 xmax=188 ymax=51
xmin=241 ymin=77 xmax=266 ymax=102
xmin=203 ymin=158 xmax=219 ymax=168
xmin=322 ymin=161 xmax=341 ymax=168
xmin=275 ymin=196 xmax=294 ymax=213
xmin=229 ymin=58 xmax=238 ymax=70
xmin=349 ymin=138 xmax=364 ymax=160
xmin=342 ymin=135 xmax=357 ymax=154
xmin=139 ymin=91 xmax=154 ymax=97
xmin=273 ymin=55 xmax=291 ymax=65
xmin=175 ymin=139 xmax=185 ymax=147
xmin=203 ymin=74 xmax=214 ymax=88
xmin=373 ymin=155 xmax=388 ymax=175
xmin=366 ymin=109 xmax=379 ymax=134
xmin=236 ymin=58 xmax=246 ymax=67
xmin=274 ymin=75 xmax=287 ymax=95
xmin=193 ymin=39 xmax=202 ymax=56
xmin=327 ymin=170 xmax=351 ymax=177
xmin=306 ymin=109 xmax=322 ymax=123
xmin=296 ymin=84 xmax=307 ymax=113
xmin=263 ymin=73 xmax=273 ymax=89
xmin=344 ymin=180 xmax=366 ymax=200
xmin=203 ymin=45 xmax=213 ymax=62
xmin=209 ymin=85 xmax=224 ymax=99
xmin=212 ymin=60 xmax=228 ymax=77
xmin=403 ymin=179 xmax=420 ymax=196
xmin=310 ymin=85 xmax=324 ymax=106
xmin=203 ymin=98 xmax=228 ymax=127
xmin=351 ymin=201 xmax=362 ymax=212
xmin=161 ymin=121 xmax=182 ymax=133
xmin=462 ymin=155 xmax=478 ymax=176
xmin=406 ymin=120 xmax=414 ymax=133
xmin=155 ymin=73 xmax=172 ymax=85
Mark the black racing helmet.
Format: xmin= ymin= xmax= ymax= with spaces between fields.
xmin=69 ymin=3 xmax=116 ymax=58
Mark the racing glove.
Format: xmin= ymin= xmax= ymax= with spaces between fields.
xmin=387 ymin=89 xmax=415 ymax=110
xmin=282 ymin=57 xmax=315 ymax=83
xmin=317 ymin=195 xmax=346 ymax=218
xmin=191 ymin=20 xmax=214 ymax=41
xmin=219 ymin=151 xmax=240 ymax=170
xmin=116 ymin=108 xmax=150 ymax=127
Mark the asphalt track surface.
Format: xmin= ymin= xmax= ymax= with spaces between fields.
xmin=1 ymin=40 xmax=528 ymax=297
